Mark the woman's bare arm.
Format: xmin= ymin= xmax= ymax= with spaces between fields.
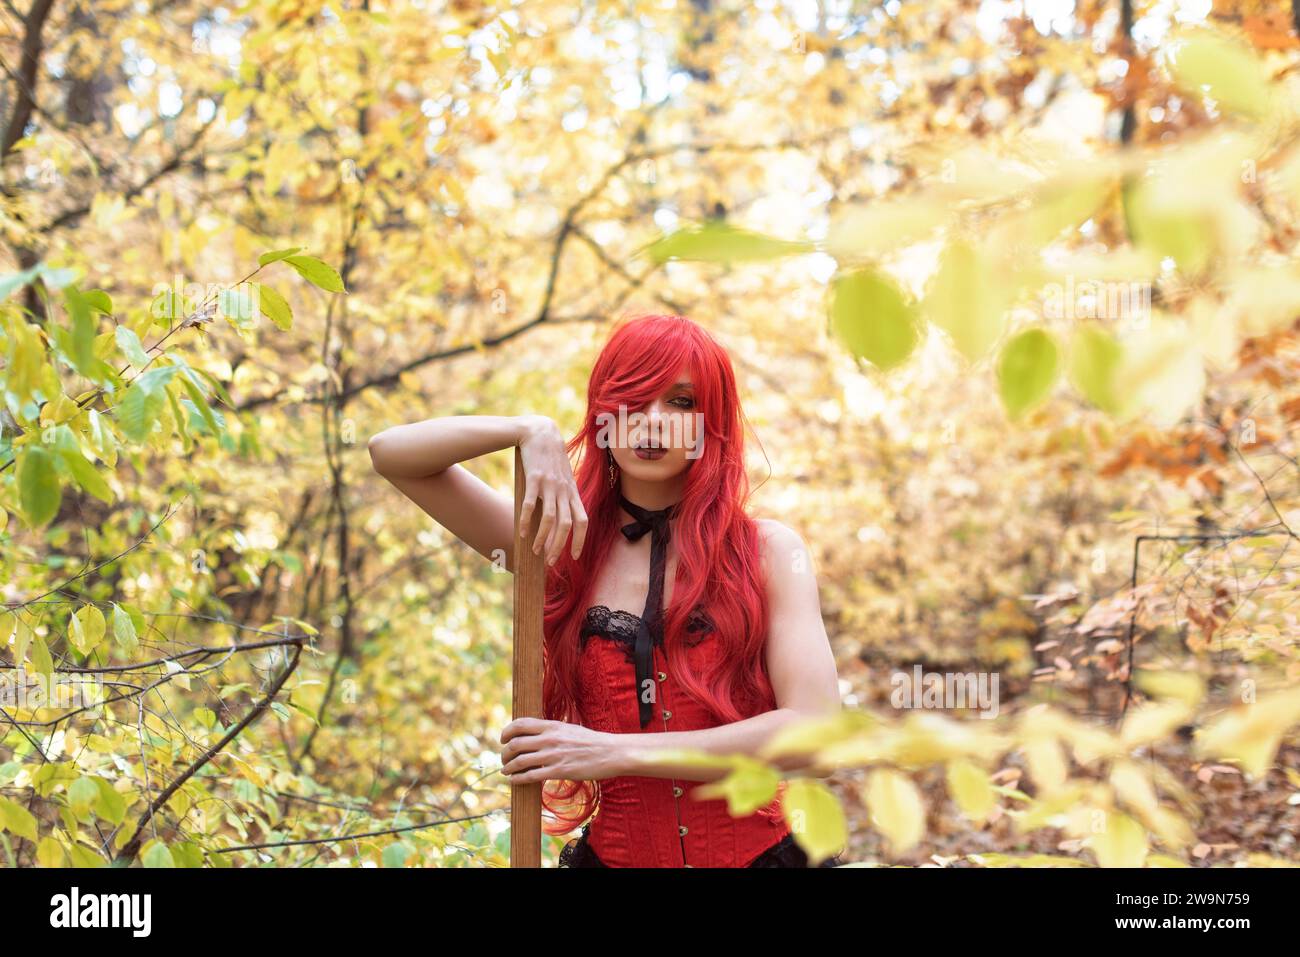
xmin=366 ymin=414 xmax=587 ymax=571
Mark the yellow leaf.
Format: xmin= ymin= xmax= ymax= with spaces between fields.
xmin=969 ymin=852 xmax=1087 ymax=867
xmin=1091 ymin=811 xmax=1148 ymax=867
xmin=691 ymin=757 xmax=780 ymax=816
xmin=1120 ymin=700 xmax=1192 ymax=749
xmin=759 ymin=709 xmax=878 ymax=762
xmin=989 ymin=173 xmax=1112 ymax=254
xmin=1133 ymin=670 xmax=1205 ymax=709
xmin=1194 ymin=687 xmax=1300 ymax=777
xmin=71 ymin=603 xmax=106 ymax=656
xmin=1114 ymin=319 xmax=1205 ymax=429
xmin=68 ymin=843 xmax=106 ymax=867
xmin=1221 ymin=264 xmax=1300 ymax=338
xmin=1016 ymin=783 xmax=1092 ymax=833
xmin=946 ymin=759 xmax=996 ymax=822
xmin=167 ymin=786 xmax=192 ymax=820
xmin=890 ymin=712 xmax=1011 ymax=767
xmin=1110 ymin=760 xmax=1159 ymax=815
xmin=36 ymin=835 xmax=67 ymax=867
xmin=865 ymin=768 xmax=925 ymax=856
xmin=782 ymin=778 xmax=847 ymax=865
xmin=1022 ymin=734 xmax=1069 ymax=794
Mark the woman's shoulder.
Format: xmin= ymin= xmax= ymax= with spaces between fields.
xmin=750 ymin=518 xmax=820 ymax=613
xmin=752 ymin=516 xmax=804 ymax=545
xmin=751 ymin=517 xmax=811 ymax=571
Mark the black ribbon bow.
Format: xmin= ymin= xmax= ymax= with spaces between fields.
xmin=617 ymin=494 xmax=680 ymax=729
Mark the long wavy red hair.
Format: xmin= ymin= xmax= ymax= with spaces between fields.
xmin=539 ymin=313 xmax=774 ymax=835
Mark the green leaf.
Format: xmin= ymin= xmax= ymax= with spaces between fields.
xmin=141 ymin=841 xmax=176 ymax=868
xmin=645 ymin=219 xmax=813 ymax=264
xmin=150 ymin=288 xmax=183 ymax=323
xmin=18 ymin=445 xmax=61 ymax=527
xmin=53 ymin=426 xmax=113 ymax=504
xmin=830 ymin=268 xmax=923 ymax=372
xmin=254 ymin=283 xmax=292 ymax=330
xmin=998 ymin=328 xmax=1060 ymax=419
xmin=115 ymin=381 xmax=163 ymax=443
xmin=257 ymin=246 xmax=304 ymax=267
xmin=114 ymin=326 xmax=150 ymax=366
xmin=29 ymin=634 xmax=53 ymax=681
xmin=165 ymin=381 xmax=193 ymax=454
xmin=383 ymin=841 xmax=413 ymax=868
xmin=1012 ymin=177 xmax=1113 ymax=252
xmin=0 ymin=266 xmax=40 ymax=300
xmin=93 ymin=777 xmax=127 ymax=826
xmin=116 ymin=365 xmax=179 ymax=442
xmin=282 ymin=255 xmax=345 ymax=292
xmin=0 ymin=797 xmax=39 ymax=842
xmin=64 ymin=288 xmax=99 ymax=378
xmin=1067 ymin=323 xmax=1123 ymax=415
xmin=219 ymin=286 xmax=257 ymax=325
xmin=179 ymin=373 xmax=221 ymax=437
xmin=111 ymin=603 xmax=139 ymax=656
xmin=923 ymin=240 xmax=1009 ymax=362
xmin=82 ymin=290 xmax=113 ymax=315
xmin=171 ymin=841 xmax=204 ymax=867
xmin=1167 ymin=29 xmax=1273 ymax=120
xmin=1122 ymin=176 xmax=1214 ymax=276
xmin=825 ymin=195 xmax=948 ymax=260
xmin=68 ymin=776 xmax=100 ymax=819
xmin=192 ymin=368 xmax=234 ymax=408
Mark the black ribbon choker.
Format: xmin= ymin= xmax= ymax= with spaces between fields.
xmin=617 ymin=493 xmax=680 ymax=729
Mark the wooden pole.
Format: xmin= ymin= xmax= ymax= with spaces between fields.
xmin=511 ymin=445 xmax=545 ymax=867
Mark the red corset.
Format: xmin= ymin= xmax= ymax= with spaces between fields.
xmin=574 ymin=604 xmax=791 ymax=867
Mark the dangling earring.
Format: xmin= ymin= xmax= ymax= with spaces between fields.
xmin=607 ymin=449 xmax=618 ymax=488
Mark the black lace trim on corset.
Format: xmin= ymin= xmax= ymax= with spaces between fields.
xmin=578 ymin=604 xmax=714 ymax=664
xmin=557 ymin=824 xmax=845 ymax=868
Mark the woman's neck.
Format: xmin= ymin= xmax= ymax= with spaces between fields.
xmin=617 ymin=474 xmax=685 ymax=512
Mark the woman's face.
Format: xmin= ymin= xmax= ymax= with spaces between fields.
xmin=606 ymin=366 xmax=702 ymax=483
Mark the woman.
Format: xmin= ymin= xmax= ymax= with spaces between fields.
xmin=367 ymin=313 xmax=844 ymax=867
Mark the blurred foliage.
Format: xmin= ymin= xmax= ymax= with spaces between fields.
xmin=1 ymin=0 xmax=1299 ymax=867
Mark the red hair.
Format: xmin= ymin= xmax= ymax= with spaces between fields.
xmin=539 ymin=313 xmax=775 ymax=835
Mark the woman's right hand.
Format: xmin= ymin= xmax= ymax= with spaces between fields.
xmin=516 ymin=415 xmax=588 ymax=566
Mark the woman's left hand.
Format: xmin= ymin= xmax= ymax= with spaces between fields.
xmin=500 ymin=718 xmax=623 ymax=783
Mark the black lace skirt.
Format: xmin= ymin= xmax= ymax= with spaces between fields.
xmin=558 ymin=824 xmax=844 ymax=868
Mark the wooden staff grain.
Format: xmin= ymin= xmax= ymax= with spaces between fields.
xmin=511 ymin=445 xmax=545 ymax=867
